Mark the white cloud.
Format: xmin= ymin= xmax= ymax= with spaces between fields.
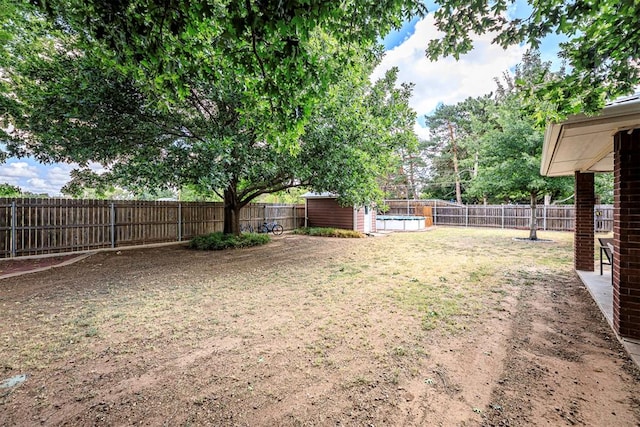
xmin=372 ymin=14 xmax=526 ymax=137
xmin=87 ymin=161 xmax=108 ymax=175
xmin=413 ymin=122 xmax=430 ymax=141
xmin=0 ymin=162 xmax=40 ymax=179
xmin=47 ymin=164 xmax=80 ymax=188
xmin=0 ymin=160 xmax=109 ymax=196
xmin=0 ymin=161 xmax=72 ymax=195
xmin=25 ymin=177 xmax=57 ymax=195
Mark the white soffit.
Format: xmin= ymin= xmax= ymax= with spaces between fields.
xmin=541 ymin=95 xmax=640 ymax=177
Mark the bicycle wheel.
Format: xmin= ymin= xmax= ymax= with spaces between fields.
xmin=272 ymin=224 xmax=284 ymax=235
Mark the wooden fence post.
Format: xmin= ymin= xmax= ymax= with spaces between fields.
xmin=501 ymin=205 xmax=505 ymax=229
xmin=465 ymin=206 xmax=469 ymax=227
xmin=543 ymin=204 xmax=547 ymax=231
xmin=178 ymin=203 xmax=182 ymax=241
xmin=10 ymin=200 xmax=17 ymax=258
xmin=110 ymin=202 xmax=116 ymax=248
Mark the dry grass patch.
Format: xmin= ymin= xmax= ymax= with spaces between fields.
xmin=3 ymin=227 xmax=636 ymax=426
xmin=1 ymin=228 xmax=573 ymax=372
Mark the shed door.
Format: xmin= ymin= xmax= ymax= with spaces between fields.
xmin=363 ymin=206 xmax=371 ymax=234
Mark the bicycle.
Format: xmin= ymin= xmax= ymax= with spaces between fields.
xmin=240 ymin=223 xmax=254 ymax=233
xmin=260 ymin=221 xmax=283 ymax=235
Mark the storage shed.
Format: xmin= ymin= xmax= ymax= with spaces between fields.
xmin=302 ymin=193 xmax=376 ymax=234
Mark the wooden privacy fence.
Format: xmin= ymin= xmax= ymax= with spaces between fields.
xmin=383 ymin=199 xmax=614 ymax=233
xmin=0 ymin=198 xmax=305 ymax=258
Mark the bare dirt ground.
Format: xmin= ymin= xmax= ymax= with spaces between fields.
xmin=1 ymin=228 xmax=639 ymax=426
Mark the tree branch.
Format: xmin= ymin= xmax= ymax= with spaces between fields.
xmin=189 ymin=87 xmax=215 ymax=120
xmin=239 ymin=179 xmax=307 ymax=207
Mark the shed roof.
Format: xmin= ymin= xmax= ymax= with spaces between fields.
xmin=541 ymin=94 xmax=640 ymax=177
xmin=301 ymin=192 xmax=338 ymax=199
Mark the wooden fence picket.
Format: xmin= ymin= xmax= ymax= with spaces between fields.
xmin=383 ymin=199 xmax=613 ymax=233
xmin=0 ymin=198 xmax=305 ymax=258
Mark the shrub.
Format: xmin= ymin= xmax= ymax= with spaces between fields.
xmin=189 ymin=232 xmax=270 ymax=250
xmin=236 ymin=232 xmax=271 ymax=248
xmin=293 ymin=227 xmax=364 ymax=238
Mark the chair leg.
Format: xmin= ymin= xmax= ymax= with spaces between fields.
xmin=600 ymin=247 xmax=604 ymax=275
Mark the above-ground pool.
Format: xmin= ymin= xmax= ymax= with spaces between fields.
xmin=376 ymin=215 xmax=426 ymax=231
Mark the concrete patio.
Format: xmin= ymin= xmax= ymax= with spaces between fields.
xmin=577 ymin=269 xmax=640 ymax=368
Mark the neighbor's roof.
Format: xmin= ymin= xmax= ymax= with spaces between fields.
xmin=541 ymin=93 xmax=640 ymax=177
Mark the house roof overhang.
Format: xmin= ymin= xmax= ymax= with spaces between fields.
xmin=541 ymin=94 xmax=640 ymax=177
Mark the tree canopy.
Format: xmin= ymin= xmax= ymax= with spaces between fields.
xmin=17 ymin=0 xmax=639 ymax=121
xmin=417 ymin=51 xmax=574 ymax=238
xmin=19 ymin=0 xmax=425 ymax=145
xmin=423 ymin=96 xmax=492 ymax=204
xmin=0 ymin=183 xmax=22 ymax=197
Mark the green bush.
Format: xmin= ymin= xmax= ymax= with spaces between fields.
xmin=293 ymin=227 xmax=364 ymax=238
xmin=189 ymin=232 xmax=270 ymax=250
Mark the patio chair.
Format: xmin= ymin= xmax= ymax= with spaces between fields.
xmin=598 ymin=237 xmax=613 ymax=276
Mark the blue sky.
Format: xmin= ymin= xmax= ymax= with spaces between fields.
xmin=1 ymin=1 xmax=563 ymax=196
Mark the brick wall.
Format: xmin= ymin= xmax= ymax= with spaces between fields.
xmin=574 ymin=172 xmax=595 ymax=271
xmin=613 ymin=129 xmax=640 ymax=339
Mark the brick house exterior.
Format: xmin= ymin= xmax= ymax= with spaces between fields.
xmin=541 ymin=94 xmax=640 ymax=340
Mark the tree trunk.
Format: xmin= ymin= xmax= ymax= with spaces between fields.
xmin=223 ymin=187 xmax=242 ymax=236
xmin=407 ymin=153 xmax=417 ymax=199
xmin=447 ymin=122 xmax=462 ymax=204
xmin=473 ymin=151 xmax=479 ymax=178
xmin=529 ymin=191 xmax=538 ymax=240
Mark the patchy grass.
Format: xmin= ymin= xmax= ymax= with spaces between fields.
xmin=0 ymin=226 xmax=593 ymax=425
xmin=293 ymin=227 xmax=365 ymax=238
xmin=189 ymin=231 xmax=270 ymax=250
xmin=1 ymin=227 xmax=575 ymax=372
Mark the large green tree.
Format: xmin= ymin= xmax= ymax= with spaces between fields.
xmin=464 ymin=52 xmax=573 ymax=239
xmin=6 ymin=23 xmax=416 ymax=234
xmin=7 ymin=0 xmax=640 ymax=129
xmin=467 ymin=98 xmax=573 ymax=239
xmin=423 ymin=96 xmax=492 ymax=204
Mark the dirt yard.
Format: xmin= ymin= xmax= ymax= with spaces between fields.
xmin=1 ymin=228 xmax=639 ymax=426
